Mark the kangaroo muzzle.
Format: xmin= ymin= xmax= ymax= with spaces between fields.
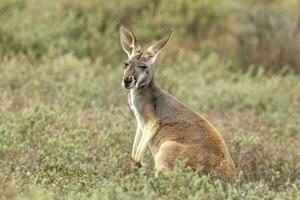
xmin=122 ymin=76 xmax=135 ymax=89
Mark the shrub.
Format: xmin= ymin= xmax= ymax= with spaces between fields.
xmin=226 ymin=0 xmax=300 ymax=73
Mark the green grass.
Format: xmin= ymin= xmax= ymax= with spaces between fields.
xmin=0 ymin=0 xmax=300 ymax=199
xmin=0 ymin=52 xmax=299 ymax=199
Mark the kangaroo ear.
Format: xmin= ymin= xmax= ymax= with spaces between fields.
xmin=146 ymin=31 xmax=172 ymax=63
xmin=119 ymin=25 xmax=141 ymax=57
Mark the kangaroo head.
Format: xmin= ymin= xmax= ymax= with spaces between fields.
xmin=119 ymin=25 xmax=171 ymax=89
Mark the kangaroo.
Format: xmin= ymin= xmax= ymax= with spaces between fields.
xmin=119 ymin=26 xmax=235 ymax=180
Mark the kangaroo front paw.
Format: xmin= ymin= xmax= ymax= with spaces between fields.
xmin=131 ymin=157 xmax=142 ymax=168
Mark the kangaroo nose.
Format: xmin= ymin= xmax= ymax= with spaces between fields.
xmin=124 ymin=76 xmax=133 ymax=85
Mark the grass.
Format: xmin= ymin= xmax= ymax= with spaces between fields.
xmin=0 ymin=0 xmax=300 ymax=199
xmin=0 ymin=52 xmax=299 ymax=199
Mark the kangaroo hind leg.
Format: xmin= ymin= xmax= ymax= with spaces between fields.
xmin=155 ymin=141 xmax=195 ymax=176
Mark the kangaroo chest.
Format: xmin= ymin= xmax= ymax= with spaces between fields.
xmin=128 ymin=91 xmax=145 ymax=130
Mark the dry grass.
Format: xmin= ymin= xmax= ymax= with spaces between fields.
xmin=0 ymin=0 xmax=300 ymax=199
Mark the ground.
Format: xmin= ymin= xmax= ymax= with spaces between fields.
xmin=0 ymin=53 xmax=299 ymax=199
xmin=0 ymin=1 xmax=300 ymax=199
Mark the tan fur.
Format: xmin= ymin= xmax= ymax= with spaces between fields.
xmin=119 ymin=26 xmax=235 ymax=180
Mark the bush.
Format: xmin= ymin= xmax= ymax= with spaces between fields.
xmin=0 ymin=52 xmax=299 ymax=199
xmin=1 ymin=0 xmax=300 ymax=73
xmin=0 ymin=1 xmax=300 ymax=199
xmin=228 ymin=0 xmax=300 ymax=73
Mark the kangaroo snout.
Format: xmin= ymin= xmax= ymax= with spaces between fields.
xmin=124 ymin=76 xmax=133 ymax=84
xmin=122 ymin=76 xmax=135 ymax=89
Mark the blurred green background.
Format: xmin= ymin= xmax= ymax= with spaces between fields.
xmin=0 ymin=0 xmax=299 ymax=199
xmin=1 ymin=0 xmax=300 ymax=72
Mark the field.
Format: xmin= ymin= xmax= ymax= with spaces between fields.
xmin=0 ymin=1 xmax=300 ymax=199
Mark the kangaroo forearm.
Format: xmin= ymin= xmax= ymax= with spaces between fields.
xmin=132 ymin=127 xmax=142 ymax=159
xmin=133 ymin=119 xmax=160 ymax=163
xmin=135 ymin=133 xmax=149 ymax=162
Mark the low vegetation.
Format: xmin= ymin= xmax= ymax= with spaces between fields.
xmin=0 ymin=0 xmax=299 ymax=199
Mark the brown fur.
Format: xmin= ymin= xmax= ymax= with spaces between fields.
xmin=119 ymin=26 xmax=235 ymax=180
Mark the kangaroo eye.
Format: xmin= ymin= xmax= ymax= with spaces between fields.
xmin=138 ymin=65 xmax=148 ymax=70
